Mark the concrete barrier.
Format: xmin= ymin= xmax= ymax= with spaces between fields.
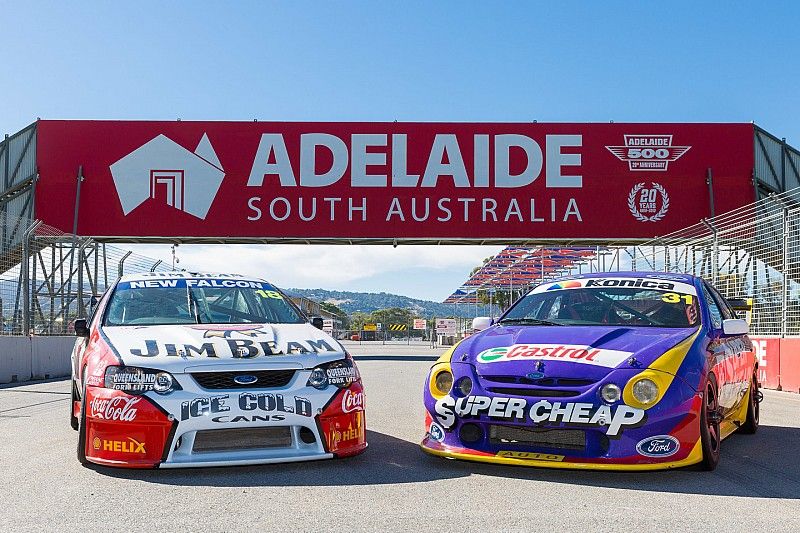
xmin=0 ymin=336 xmax=75 ymax=384
xmin=750 ymin=336 xmax=800 ymax=393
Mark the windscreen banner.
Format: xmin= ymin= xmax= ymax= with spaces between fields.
xmin=35 ymin=121 xmax=755 ymax=240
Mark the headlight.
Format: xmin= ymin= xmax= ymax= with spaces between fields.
xmin=631 ymin=378 xmax=659 ymax=405
xmin=434 ymin=370 xmax=453 ymax=395
xmin=456 ymin=376 xmax=473 ymax=396
xmin=600 ymin=383 xmax=621 ymax=403
xmin=307 ymin=356 xmax=359 ymax=390
xmin=104 ymin=366 xmax=181 ymax=395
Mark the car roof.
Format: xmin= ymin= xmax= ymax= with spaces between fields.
xmin=118 ymin=271 xmax=272 ymax=284
xmin=546 ymin=271 xmax=699 ymax=285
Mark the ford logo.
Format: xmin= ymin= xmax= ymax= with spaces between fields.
xmin=526 ymin=371 xmax=545 ymax=380
xmin=429 ymin=422 xmax=445 ymax=442
xmin=233 ymin=374 xmax=259 ymax=385
xmin=636 ymin=435 xmax=680 ymax=458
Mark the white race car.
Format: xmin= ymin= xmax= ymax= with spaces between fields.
xmin=70 ymin=272 xmax=366 ymax=468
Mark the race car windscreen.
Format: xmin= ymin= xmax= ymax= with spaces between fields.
xmin=104 ymin=278 xmax=305 ymax=326
xmin=501 ymin=280 xmax=700 ymax=328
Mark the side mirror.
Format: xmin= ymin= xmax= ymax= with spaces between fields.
xmin=472 ymin=316 xmax=493 ymax=332
xmin=74 ymin=318 xmax=89 ymax=337
xmin=311 ymin=316 xmax=324 ymax=330
xmin=722 ymin=318 xmax=748 ymax=336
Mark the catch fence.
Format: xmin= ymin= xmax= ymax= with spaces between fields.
xmin=557 ymin=188 xmax=800 ymax=336
xmin=1 ymin=215 xmax=174 ymax=335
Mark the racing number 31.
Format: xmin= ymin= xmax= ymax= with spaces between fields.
xmin=661 ymin=293 xmax=693 ymax=304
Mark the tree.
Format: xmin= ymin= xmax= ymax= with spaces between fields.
xmin=320 ymin=301 xmax=346 ymax=317
xmin=370 ymin=307 xmax=415 ymax=328
xmin=349 ymin=312 xmax=371 ymax=331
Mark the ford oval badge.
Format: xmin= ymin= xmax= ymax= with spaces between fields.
xmin=233 ymin=374 xmax=259 ymax=385
xmin=636 ymin=435 xmax=680 ymax=458
xmin=526 ymin=371 xmax=545 ymax=380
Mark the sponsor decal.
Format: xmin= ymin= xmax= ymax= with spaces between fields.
xmin=110 ymin=133 xmax=224 ymax=220
xmin=428 ymin=422 xmax=445 ymax=442
xmin=89 ymin=396 xmax=140 ymax=422
xmin=434 ymin=395 xmax=646 ymax=437
xmin=106 ymin=369 xmax=162 ymax=393
xmin=180 ymin=393 xmax=312 ymax=421
xmin=628 ymin=182 xmax=669 ymax=222
xmin=326 ymin=359 xmax=357 ymax=388
xmin=124 ymin=279 xmax=267 ymax=290
xmin=93 ymin=436 xmax=146 ymax=454
xmin=127 ymin=337 xmax=336 ymax=358
xmin=496 ymin=451 xmax=564 ymax=462
xmin=546 ymin=280 xmax=582 ymax=290
xmin=636 ymin=435 xmax=680 ymax=458
xmin=476 ymin=344 xmax=632 ymax=369
xmin=606 ymin=134 xmax=690 ymax=171
xmin=326 ymin=419 xmax=364 ymax=450
xmin=342 ymin=389 xmax=365 ymax=413
xmin=211 ymin=414 xmax=286 ymax=423
xmin=533 ymin=277 xmax=696 ymax=295
xmin=199 ymin=327 xmax=269 ymax=338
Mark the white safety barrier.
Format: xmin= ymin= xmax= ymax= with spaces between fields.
xmin=0 ymin=336 xmax=75 ymax=384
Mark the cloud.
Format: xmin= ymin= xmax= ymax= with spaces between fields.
xmin=127 ymin=244 xmax=503 ymax=298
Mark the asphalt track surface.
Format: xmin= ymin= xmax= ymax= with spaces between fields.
xmin=2 ymin=344 xmax=800 ymax=532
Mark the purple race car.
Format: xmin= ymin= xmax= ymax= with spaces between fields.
xmin=421 ymin=272 xmax=759 ymax=471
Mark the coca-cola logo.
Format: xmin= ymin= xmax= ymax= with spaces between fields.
xmin=341 ymin=389 xmax=364 ymax=413
xmin=89 ymin=396 xmax=141 ymax=422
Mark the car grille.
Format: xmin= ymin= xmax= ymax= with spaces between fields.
xmin=484 ymin=387 xmax=580 ymax=397
xmin=191 ymin=369 xmax=296 ymax=390
xmin=489 ymin=425 xmax=586 ymax=451
xmin=481 ymin=375 xmax=596 ymax=387
xmin=193 ymin=427 xmax=292 ymax=453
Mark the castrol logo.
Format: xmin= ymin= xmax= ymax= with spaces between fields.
xmin=89 ymin=396 xmax=140 ymax=422
xmin=342 ymin=389 xmax=364 ymax=413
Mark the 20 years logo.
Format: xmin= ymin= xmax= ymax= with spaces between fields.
xmin=628 ymin=182 xmax=669 ymax=222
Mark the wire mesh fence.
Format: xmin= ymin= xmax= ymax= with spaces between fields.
xmin=555 ymin=188 xmax=800 ymax=336
xmin=1 ymin=215 xmax=174 ymax=335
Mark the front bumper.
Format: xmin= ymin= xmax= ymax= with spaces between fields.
xmin=83 ymin=376 xmax=366 ymax=468
xmin=420 ymin=436 xmax=703 ymax=471
xmin=421 ymin=366 xmax=705 ymax=471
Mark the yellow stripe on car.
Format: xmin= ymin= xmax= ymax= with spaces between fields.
xmin=421 ymin=440 xmax=704 ymax=471
xmin=623 ymin=330 xmax=700 ymax=410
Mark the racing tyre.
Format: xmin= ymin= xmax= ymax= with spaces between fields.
xmin=699 ymin=374 xmax=721 ymax=471
xmin=738 ymin=373 xmax=760 ymax=435
xmin=76 ymin=369 xmax=89 ymax=465
xmin=70 ymin=378 xmax=79 ymax=431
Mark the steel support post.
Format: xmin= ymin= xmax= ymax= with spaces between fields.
xmin=118 ymin=251 xmax=132 ymax=277
xmin=21 ymin=220 xmax=42 ymax=335
xmin=782 ymin=207 xmax=789 ymax=338
xmin=702 ymin=219 xmax=719 ymax=285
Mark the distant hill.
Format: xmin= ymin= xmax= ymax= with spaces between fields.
xmin=286 ymin=288 xmax=472 ymax=318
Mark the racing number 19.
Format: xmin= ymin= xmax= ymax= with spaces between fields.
xmin=256 ymin=289 xmax=283 ymax=299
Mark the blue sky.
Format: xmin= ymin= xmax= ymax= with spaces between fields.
xmin=3 ymin=2 xmax=799 ymax=300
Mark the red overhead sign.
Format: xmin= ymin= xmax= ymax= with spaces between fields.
xmin=34 ymin=121 xmax=755 ymax=241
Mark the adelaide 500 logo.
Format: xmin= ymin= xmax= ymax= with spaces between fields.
xmin=606 ymin=135 xmax=690 ymax=171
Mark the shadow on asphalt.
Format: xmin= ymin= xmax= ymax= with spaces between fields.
xmin=354 ymin=355 xmax=439 ymax=362
xmin=91 ymin=426 xmax=800 ymax=498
